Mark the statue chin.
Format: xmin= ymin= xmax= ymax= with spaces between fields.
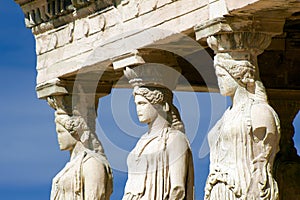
xmin=138 ymin=118 xmax=148 ymax=124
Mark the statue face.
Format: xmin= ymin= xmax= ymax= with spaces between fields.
xmin=215 ymin=66 xmax=238 ymax=97
xmin=55 ymin=117 xmax=78 ymax=151
xmin=134 ymin=95 xmax=159 ymax=124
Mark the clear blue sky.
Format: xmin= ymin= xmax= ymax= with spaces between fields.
xmin=0 ymin=1 xmax=299 ymax=200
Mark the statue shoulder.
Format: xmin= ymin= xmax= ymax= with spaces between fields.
xmin=167 ymin=128 xmax=191 ymax=150
xmin=250 ymin=102 xmax=279 ymax=134
xmin=251 ymin=103 xmax=278 ymax=121
xmin=81 ymin=151 xmax=113 ymax=198
xmin=82 ymin=151 xmax=111 ymax=174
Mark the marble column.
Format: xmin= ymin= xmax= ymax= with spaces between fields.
xmin=195 ymin=17 xmax=283 ymax=199
xmin=37 ymin=79 xmax=113 ymax=200
xmin=111 ymin=50 xmax=195 ymax=200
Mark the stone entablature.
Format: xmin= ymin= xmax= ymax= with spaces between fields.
xmin=32 ymin=0 xmax=210 ymax=87
xmin=15 ymin=0 xmax=300 ymax=92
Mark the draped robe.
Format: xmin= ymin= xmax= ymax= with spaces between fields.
xmin=205 ymin=101 xmax=280 ymax=200
xmin=123 ymin=127 xmax=194 ymax=200
xmin=51 ymin=150 xmax=113 ymax=200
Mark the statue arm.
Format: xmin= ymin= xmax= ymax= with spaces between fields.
xmin=82 ymin=157 xmax=111 ymax=200
xmin=248 ymin=104 xmax=280 ymax=197
xmin=168 ymin=133 xmax=192 ymax=200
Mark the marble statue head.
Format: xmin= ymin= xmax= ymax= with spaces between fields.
xmin=54 ymin=113 xmax=89 ymax=150
xmin=214 ymin=53 xmax=268 ymax=102
xmin=124 ymin=65 xmax=185 ymax=132
xmin=133 ymin=85 xmax=185 ymax=132
xmin=214 ymin=53 xmax=256 ymax=91
xmin=133 ymin=86 xmax=171 ymax=121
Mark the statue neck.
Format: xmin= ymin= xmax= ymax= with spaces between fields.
xmin=231 ymin=86 xmax=250 ymax=109
xmin=148 ymin=115 xmax=169 ymax=136
xmin=70 ymin=142 xmax=85 ymax=161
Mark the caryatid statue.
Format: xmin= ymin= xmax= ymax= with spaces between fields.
xmin=205 ymin=53 xmax=280 ymax=200
xmin=48 ymin=94 xmax=113 ymax=200
xmin=122 ymin=65 xmax=195 ymax=200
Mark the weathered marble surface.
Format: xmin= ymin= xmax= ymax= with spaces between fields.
xmin=123 ymin=67 xmax=194 ymax=200
xmin=205 ymin=53 xmax=280 ymax=200
xmin=48 ymin=96 xmax=113 ymax=200
xmin=14 ymin=1 xmax=300 ymax=199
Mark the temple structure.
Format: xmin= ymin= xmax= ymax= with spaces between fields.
xmin=15 ymin=0 xmax=300 ymax=199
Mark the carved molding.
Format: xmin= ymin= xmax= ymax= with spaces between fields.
xmin=33 ymin=9 xmax=109 ymax=55
xmin=195 ymin=17 xmax=285 ymax=45
xmin=207 ymin=32 xmax=272 ymax=55
xmin=196 ymin=17 xmax=286 ymax=64
xmin=111 ymin=49 xmax=180 ymax=69
xmin=36 ymin=77 xmax=112 ymax=99
xmin=16 ymin=0 xmax=114 ymax=32
xmin=36 ymin=78 xmax=68 ymax=99
xmin=112 ymin=50 xmax=146 ymax=70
